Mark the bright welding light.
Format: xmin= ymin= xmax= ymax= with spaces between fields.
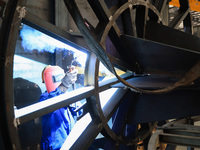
xmin=20 ymin=24 xmax=87 ymax=67
xmin=99 ymin=88 xmax=118 ymax=108
xmin=20 ymin=24 xmax=84 ymax=54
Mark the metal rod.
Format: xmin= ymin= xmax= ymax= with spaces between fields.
xmin=61 ymin=88 xmax=128 ymax=150
xmin=15 ymin=72 xmax=133 ymax=124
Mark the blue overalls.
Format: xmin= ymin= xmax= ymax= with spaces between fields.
xmin=40 ymin=88 xmax=77 ymax=150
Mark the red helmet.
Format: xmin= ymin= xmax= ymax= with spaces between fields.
xmin=42 ymin=66 xmax=65 ymax=93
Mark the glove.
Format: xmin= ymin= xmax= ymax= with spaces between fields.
xmin=61 ymin=68 xmax=78 ymax=88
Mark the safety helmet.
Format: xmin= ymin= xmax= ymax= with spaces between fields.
xmin=42 ymin=65 xmax=51 ymax=83
xmin=42 ymin=65 xmax=65 ymax=93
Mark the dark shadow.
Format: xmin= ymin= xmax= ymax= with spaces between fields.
xmin=13 ymin=77 xmax=42 ymax=150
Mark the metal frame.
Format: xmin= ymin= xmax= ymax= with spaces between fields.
xmin=64 ymin=0 xmax=200 ymax=95
xmin=14 ymin=72 xmax=133 ymax=125
xmin=148 ymin=117 xmax=200 ymax=149
xmin=63 ymin=0 xmax=200 ymax=148
xmin=1 ymin=0 xmax=134 ymax=149
xmin=61 ymin=88 xmax=129 ymax=149
xmin=1 ymin=0 xmax=200 ymax=149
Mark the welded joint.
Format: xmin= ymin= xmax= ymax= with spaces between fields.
xmin=13 ymin=118 xmax=20 ymax=128
xmin=128 ymin=4 xmax=132 ymax=10
xmin=123 ymin=86 xmax=141 ymax=94
xmin=109 ymin=15 xmax=113 ymax=21
xmin=16 ymin=6 xmax=26 ymax=19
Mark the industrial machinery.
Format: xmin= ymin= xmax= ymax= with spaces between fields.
xmin=1 ymin=0 xmax=200 ymax=149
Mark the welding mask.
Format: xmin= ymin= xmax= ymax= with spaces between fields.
xmin=42 ymin=66 xmax=65 ymax=93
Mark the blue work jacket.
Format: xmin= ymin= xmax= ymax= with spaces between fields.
xmin=40 ymin=88 xmax=77 ymax=150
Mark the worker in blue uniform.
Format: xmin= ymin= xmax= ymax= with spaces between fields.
xmin=40 ymin=65 xmax=80 ymax=150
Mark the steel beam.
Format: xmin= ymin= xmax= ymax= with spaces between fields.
xmin=145 ymin=20 xmax=200 ymax=53
xmin=61 ymin=88 xmax=128 ymax=150
xmin=149 ymin=118 xmax=200 ymax=149
xmin=14 ymin=72 xmax=133 ymax=125
xmin=120 ymin=34 xmax=200 ymax=73
xmin=112 ymin=83 xmax=200 ymax=124
xmin=160 ymin=133 xmax=200 ymax=147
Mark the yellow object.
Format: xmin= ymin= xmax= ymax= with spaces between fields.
xmin=75 ymin=66 xmax=85 ymax=74
xmin=169 ymin=0 xmax=200 ymax=12
xmin=41 ymin=65 xmax=51 ymax=83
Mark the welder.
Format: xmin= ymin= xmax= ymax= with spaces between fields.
xmin=40 ymin=65 xmax=79 ymax=150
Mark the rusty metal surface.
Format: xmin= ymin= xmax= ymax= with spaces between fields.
xmin=0 ymin=0 xmax=20 ymax=149
xmin=2 ymin=0 xmax=29 ymax=149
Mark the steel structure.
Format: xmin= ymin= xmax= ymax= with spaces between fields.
xmin=1 ymin=0 xmax=200 ymax=150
